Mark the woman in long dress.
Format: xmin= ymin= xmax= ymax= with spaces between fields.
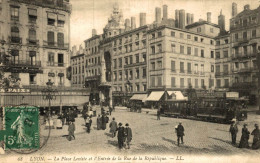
xmin=238 ymin=124 xmax=250 ymax=148
xmin=251 ymin=124 xmax=260 ymax=150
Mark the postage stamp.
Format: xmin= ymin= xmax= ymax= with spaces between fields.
xmin=4 ymin=106 xmax=39 ymax=150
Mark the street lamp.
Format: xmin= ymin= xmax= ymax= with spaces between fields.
xmin=125 ymin=80 xmax=131 ymax=106
xmin=42 ymin=79 xmax=58 ymax=115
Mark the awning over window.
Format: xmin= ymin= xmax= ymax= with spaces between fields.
xmin=57 ymin=14 xmax=65 ymax=21
xmin=167 ymin=91 xmax=187 ymax=100
xmin=29 ymin=51 xmax=36 ymax=57
xmin=47 ymin=13 xmax=56 ymax=19
xmin=130 ymin=94 xmax=147 ymax=101
xmin=28 ymin=9 xmax=37 ymax=17
xmin=145 ymin=91 xmax=164 ymax=101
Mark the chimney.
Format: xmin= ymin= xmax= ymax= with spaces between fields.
xmin=244 ymin=4 xmax=250 ymax=10
xmin=140 ymin=13 xmax=146 ymax=26
xmin=131 ymin=17 xmax=136 ymax=29
xmin=191 ymin=14 xmax=194 ymax=23
xmin=179 ymin=9 xmax=186 ymax=29
xmin=92 ymin=29 xmax=97 ymax=37
xmin=163 ymin=5 xmax=168 ymax=20
xmin=186 ymin=13 xmax=191 ymax=25
xmin=125 ymin=18 xmax=131 ymax=31
xmin=175 ymin=10 xmax=179 ymax=28
xmin=218 ymin=10 xmax=225 ymax=33
xmin=207 ymin=12 xmax=211 ymax=23
xmin=155 ymin=7 xmax=162 ymax=23
xmin=232 ymin=2 xmax=237 ymax=17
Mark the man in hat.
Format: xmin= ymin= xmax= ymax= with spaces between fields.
xmin=124 ymin=123 xmax=132 ymax=149
xmin=157 ymin=105 xmax=161 ymax=120
xmin=109 ymin=117 xmax=118 ymax=137
xmin=251 ymin=124 xmax=260 ymax=149
xmin=68 ymin=121 xmax=75 ymax=141
xmin=176 ymin=122 xmax=184 ymax=146
xmin=239 ymin=123 xmax=250 ymax=148
xmin=117 ymin=123 xmax=125 ymax=149
xmin=229 ymin=121 xmax=238 ymax=145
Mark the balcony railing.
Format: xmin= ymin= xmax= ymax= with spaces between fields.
xmin=47 ymin=62 xmax=66 ymax=67
xmin=10 ymin=0 xmax=72 ymax=13
xmin=124 ymin=61 xmax=146 ymax=68
xmin=9 ymin=36 xmax=22 ymax=44
xmin=27 ymin=38 xmax=39 ymax=46
xmin=43 ymin=41 xmax=69 ymax=50
xmin=3 ymin=60 xmax=41 ymax=67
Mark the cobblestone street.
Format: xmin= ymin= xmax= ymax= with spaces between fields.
xmin=3 ymin=106 xmax=260 ymax=160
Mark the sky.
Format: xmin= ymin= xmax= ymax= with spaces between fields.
xmin=70 ymin=0 xmax=259 ymax=48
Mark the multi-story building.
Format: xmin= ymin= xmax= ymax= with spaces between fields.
xmin=80 ymin=2 xmax=260 ymax=106
xmin=0 ymin=0 xmax=89 ymax=108
xmin=84 ymin=30 xmax=102 ymax=104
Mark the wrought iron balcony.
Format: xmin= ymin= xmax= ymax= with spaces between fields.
xmin=43 ymin=41 xmax=69 ymax=50
xmin=27 ymin=38 xmax=39 ymax=46
xmin=47 ymin=62 xmax=66 ymax=67
xmin=9 ymin=36 xmax=22 ymax=44
xmin=3 ymin=60 xmax=41 ymax=67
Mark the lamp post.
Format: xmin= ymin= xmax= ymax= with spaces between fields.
xmin=125 ymin=80 xmax=131 ymax=106
xmin=42 ymin=79 xmax=57 ymax=115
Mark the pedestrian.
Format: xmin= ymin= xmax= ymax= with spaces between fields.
xmin=239 ymin=123 xmax=250 ymax=148
xmin=157 ymin=106 xmax=161 ymax=120
xmin=68 ymin=121 xmax=75 ymax=141
xmin=109 ymin=117 xmax=118 ymax=137
xmin=109 ymin=106 xmax=113 ymax=115
xmin=113 ymin=105 xmax=115 ymax=112
xmin=124 ymin=123 xmax=132 ymax=149
xmin=97 ymin=114 xmax=102 ymax=130
xmin=86 ymin=116 xmax=90 ymax=133
xmin=88 ymin=116 xmax=93 ymax=133
xmin=101 ymin=107 xmax=105 ymax=115
xmin=101 ymin=114 xmax=107 ymax=130
xmin=176 ymin=122 xmax=184 ymax=146
xmin=251 ymin=124 xmax=260 ymax=150
xmin=229 ymin=122 xmax=238 ymax=145
xmin=117 ymin=123 xmax=125 ymax=149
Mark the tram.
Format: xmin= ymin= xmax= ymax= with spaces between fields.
xmin=161 ymin=91 xmax=248 ymax=123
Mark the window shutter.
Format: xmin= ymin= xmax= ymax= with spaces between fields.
xmin=47 ymin=31 xmax=54 ymax=43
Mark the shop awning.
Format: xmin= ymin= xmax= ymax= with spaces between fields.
xmin=145 ymin=91 xmax=164 ymax=101
xmin=130 ymin=94 xmax=147 ymax=101
xmin=167 ymin=91 xmax=187 ymax=100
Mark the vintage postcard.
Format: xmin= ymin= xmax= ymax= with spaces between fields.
xmin=0 ymin=0 xmax=260 ymax=162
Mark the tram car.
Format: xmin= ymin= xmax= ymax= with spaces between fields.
xmin=161 ymin=91 xmax=248 ymax=123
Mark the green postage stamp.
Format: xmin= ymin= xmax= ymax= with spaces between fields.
xmin=4 ymin=106 xmax=39 ymax=150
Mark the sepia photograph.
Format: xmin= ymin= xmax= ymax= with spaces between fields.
xmin=0 ymin=0 xmax=260 ymax=162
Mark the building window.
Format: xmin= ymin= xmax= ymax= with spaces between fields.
xmin=143 ymin=68 xmax=146 ymax=78
xmin=48 ymin=52 xmax=54 ymax=66
xmin=119 ymin=58 xmax=122 ymax=68
xmin=180 ymin=45 xmax=184 ymax=54
xmin=10 ymin=50 xmax=19 ymax=64
xmin=119 ymin=71 xmax=122 ymax=80
xmin=151 ymin=46 xmax=155 ymax=54
xmin=211 ymin=65 xmax=214 ymax=72
xmin=157 ymin=44 xmax=162 ymax=53
xmin=151 ymin=77 xmax=155 ymax=87
xmin=157 ymin=61 xmax=162 ymax=69
xmin=125 ymin=57 xmax=128 ymax=65
xmin=211 ymin=51 xmax=214 ymax=58
xmin=57 ymin=14 xmax=65 ymax=27
xmin=142 ymin=53 xmax=146 ymax=62
xmin=29 ymin=74 xmax=36 ymax=84
xmin=252 ymin=29 xmax=256 ymax=38
xmin=157 ymin=76 xmax=162 ymax=86
xmin=125 ymin=70 xmax=128 ymax=80
xmin=197 ymin=27 xmax=201 ymax=33
xmin=28 ymin=29 xmax=36 ymax=44
xmin=11 ymin=26 xmax=20 ymax=43
xmin=29 ymin=51 xmax=36 ymax=65
xmin=217 ymin=79 xmax=221 ymax=88
xmin=243 ymin=46 xmax=247 ymax=55
xmin=194 ymin=48 xmax=198 ymax=56
xmin=187 ymin=35 xmax=191 ymax=39
xmin=195 ymin=79 xmax=198 ymax=88
xmin=143 ymin=84 xmax=147 ymax=91
xmin=201 ymin=49 xmax=204 ymax=58
xmin=188 ymin=78 xmax=191 ymax=86
xmin=235 ymin=33 xmax=238 ymax=41
xmin=210 ymin=40 xmax=214 ymax=45
xmin=28 ymin=9 xmax=37 ymax=23
xmin=224 ymin=79 xmax=229 ymax=87
xmin=58 ymin=53 xmax=64 ymax=66
xmin=171 ymin=31 xmax=175 ymax=37
xmin=224 ymin=39 xmax=229 ymax=44
xmin=136 ymin=69 xmax=139 ymax=79
xmin=194 ymin=36 xmax=198 ymax=41
xmin=47 ymin=13 xmax=55 ymax=26
xmin=187 ymin=62 xmax=191 ymax=73
xmin=252 ymin=44 xmax=257 ymax=53
xmin=171 ymin=77 xmax=175 ymax=87
xmin=201 ymin=79 xmax=205 ymax=88
xmin=180 ymin=78 xmax=184 ymax=88
xmin=187 ymin=47 xmax=191 ymax=55
xmin=194 ymin=64 xmax=198 ymax=73
xmin=201 ymin=38 xmax=204 ymax=42
xmin=210 ymin=28 xmax=214 ymax=33
xmin=129 ymin=55 xmax=133 ymax=64
xmin=151 ymin=33 xmax=155 ymax=39
xmin=47 ymin=31 xmax=54 ymax=46
xmin=223 ymin=65 xmax=228 ymax=75
xmin=171 ymin=61 xmax=175 ymax=72
xmin=10 ymin=6 xmax=19 ymax=21
xmin=180 ymin=33 xmax=184 ymax=38
xmin=135 ymin=54 xmax=139 ymax=63
xmin=158 ymin=31 xmax=162 ymax=37
xmin=113 ymin=72 xmax=117 ymax=81
xmin=243 ymin=31 xmax=247 ymax=40
xmin=216 ymin=52 xmax=220 ymax=59
xmin=57 ymin=33 xmax=64 ymax=47
xmin=136 ymin=84 xmax=140 ymax=91
xmin=180 ymin=62 xmax=184 ymax=73
xmin=113 ymin=59 xmax=117 ymax=68
xmin=223 ymin=51 xmax=228 ymax=58
xmin=171 ymin=44 xmax=176 ymax=52
xmin=151 ymin=62 xmax=155 ymax=70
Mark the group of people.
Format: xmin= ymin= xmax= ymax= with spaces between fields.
xmin=229 ymin=122 xmax=260 ymax=149
xmin=109 ymin=118 xmax=133 ymax=149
